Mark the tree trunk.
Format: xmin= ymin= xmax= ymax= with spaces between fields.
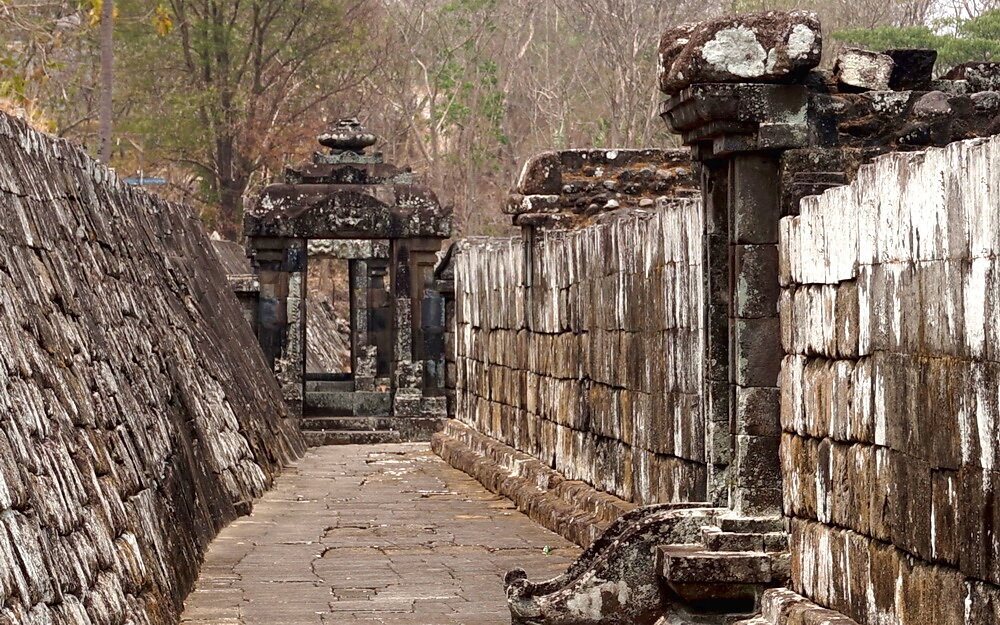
xmin=218 ymin=180 xmax=244 ymax=240
xmin=98 ymin=0 xmax=114 ymax=165
xmin=215 ymin=131 xmax=247 ymax=239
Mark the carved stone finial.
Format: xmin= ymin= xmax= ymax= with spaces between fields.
xmin=318 ymin=118 xmax=378 ymax=154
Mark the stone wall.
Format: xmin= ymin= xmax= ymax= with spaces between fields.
xmin=774 ymin=135 xmax=1000 ymax=623
xmin=453 ymin=196 xmax=706 ymax=506
xmin=0 ymin=113 xmax=303 ymax=624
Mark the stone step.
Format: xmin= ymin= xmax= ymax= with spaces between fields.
xmin=659 ymin=546 xmax=773 ymax=584
xmin=701 ymin=527 xmax=765 ymax=552
xmin=305 ymin=380 xmax=355 ymax=393
xmin=303 ymin=430 xmax=402 ymax=446
xmin=304 ymin=391 xmax=392 ymax=416
xmin=701 ymin=527 xmax=789 ymax=553
xmin=719 ymin=516 xmax=785 ymax=534
xmin=301 ymin=415 xmax=395 ymax=431
xmin=657 ymin=545 xmax=780 ymax=607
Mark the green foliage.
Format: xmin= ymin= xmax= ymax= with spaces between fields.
xmin=835 ymin=10 xmax=1000 ymax=71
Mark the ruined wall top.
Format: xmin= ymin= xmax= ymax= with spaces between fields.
xmin=246 ymin=119 xmax=452 ymax=240
xmin=660 ymin=11 xmax=1000 ymax=161
xmin=505 ymin=148 xmax=696 ymax=228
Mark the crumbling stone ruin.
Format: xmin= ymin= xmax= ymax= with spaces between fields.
xmin=431 ymin=9 xmax=1000 ymax=625
xmin=0 ymin=112 xmax=302 ymax=624
xmin=243 ymin=119 xmax=453 ymax=445
xmin=7 ymin=6 xmax=1000 ymax=625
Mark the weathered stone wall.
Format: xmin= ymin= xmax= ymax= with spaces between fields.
xmin=454 ymin=198 xmax=706 ymax=506
xmin=0 ymin=113 xmax=303 ymax=624
xmin=775 ymin=135 xmax=1000 ymax=623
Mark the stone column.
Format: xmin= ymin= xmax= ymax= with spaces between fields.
xmin=390 ymin=239 xmax=420 ymax=416
xmin=249 ymin=236 xmax=307 ymax=415
xmin=349 ymin=259 xmax=376 ymax=391
xmin=728 ymin=154 xmax=784 ymax=516
xmin=663 ymin=82 xmax=810 ymax=517
xmin=701 ymin=160 xmax=732 ymax=507
xmin=368 ymin=260 xmax=392 ymax=379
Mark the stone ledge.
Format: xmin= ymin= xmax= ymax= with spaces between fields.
xmin=431 ymin=419 xmax=636 ymax=546
xmin=735 ymin=588 xmax=860 ymax=625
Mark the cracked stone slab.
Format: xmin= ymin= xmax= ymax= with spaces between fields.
xmin=180 ymin=444 xmax=579 ymax=625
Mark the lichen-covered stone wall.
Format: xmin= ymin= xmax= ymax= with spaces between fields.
xmin=454 ymin=198 xmax=706 ymax=505
xmin=776 ymin=135 xmax=1000 ymax=623
xmin=0 ymin=113 xmax=303 ymax=624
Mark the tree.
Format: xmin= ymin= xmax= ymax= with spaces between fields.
xmin=113 ymin=0 xmax=373 ymax=236
xmin=98 ymin=0 xmax=113 ymax=164
xmin=0 ymin=1 xmax=97 ymax=135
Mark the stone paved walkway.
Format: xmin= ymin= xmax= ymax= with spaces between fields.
xmin=180 ymin=444 xmax=580 ymax=624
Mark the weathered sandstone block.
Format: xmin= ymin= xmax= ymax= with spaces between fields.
xmin=659 ymin=11 xmax=822 ymax=95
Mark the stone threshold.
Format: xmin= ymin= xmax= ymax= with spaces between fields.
xmin=431 ymin=419 xmax=636 ymax=547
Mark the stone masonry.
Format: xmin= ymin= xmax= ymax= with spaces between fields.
xmin=0 ymin=112 xmax=303 ymax=624
xmin=770 ymin=135 xmax=1000 ymax=624
xmin=438 ymin=149 xmax=707 ymax=547
xmin=434 ymin=9 xmax=1000 ymax=625
xmin=245 ymin=120 xmax=452 ymax=445
xmin=10 ymin=7 xmax=1000 ymax=625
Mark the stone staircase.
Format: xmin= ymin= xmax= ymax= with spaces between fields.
xmin=301 ymin=380 xmax=444 ymax=445
xmin=656 ymin=515 xmax=790 ymax=623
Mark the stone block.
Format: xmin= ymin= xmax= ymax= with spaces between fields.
xmin=780 ymin=433 xmax=817 ymax=519
xmin=735 ymin=317 xmax=783 ymax=387
xmin=734 ymin=435 xmax=782 ymax=516
xmin=731 ymin=155 xmax=782 ymax=244
xmin=735 ymin=244 xmax=781 ymax=318
xmin=835 ymin=48 xmax=894 ymax=91
xmin=659 ymin=11 xmax=822 ymax=95
xmin=393 ymin=391 xmax=423 ymax=417
xmin=884 ymin=48 xmax=937 ymax=90
xmin=737 ymin=386 xmax=781 ymax=436
xmin=966 ymin=581 xmax=1000 ymax=624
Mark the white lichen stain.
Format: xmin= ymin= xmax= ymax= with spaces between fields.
xmin=700 ymin=27 xmax=767 ymax=78
xmin=786 ymin=24 xmax=817 ymax=59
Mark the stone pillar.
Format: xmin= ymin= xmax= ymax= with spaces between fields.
xmin=249 ymin=236 xmax=307 ymax=415
xmin=349 ymin=259 xmax=376 ymax=391
xmin=390 ymin=239 xmax=420 ymax=416
xmin=408 ymin=238 xmax=442 ymax=369
xmin=701 ymin=160 xmax=732 ymax=507
xmin=663 ymin=82 xmax=810 ymax=517
xmin=368 ymin=260 xmax=392 ymax=378
xmin=728 ymin=154 xmax=784 ymax=516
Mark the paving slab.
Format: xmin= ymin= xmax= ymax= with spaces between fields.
xmin=180 ymin=444 xmax=579 ymax=625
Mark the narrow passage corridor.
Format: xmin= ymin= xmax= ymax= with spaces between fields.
xmin=180 ymin=444 xmax=579 ymax=625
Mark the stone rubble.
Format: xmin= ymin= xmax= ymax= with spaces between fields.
xmin=834 ymin=48 xmax=895 ymax=91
